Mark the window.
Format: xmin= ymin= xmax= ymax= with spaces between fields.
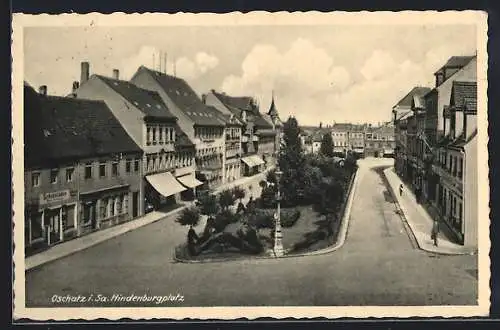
xmin=122 ymin=194 xmax=128 ymax=214
xmin=109 ymin=198 xmax=115 ymax=217
xmin=134 ymin=159 xmax=140 ymax=172
xmin=61 ymin=205 xmax=75 ymax=230
xmin=458 ymin=158 xmax=463 ymax=178
xmin=66 ymin=168 xmax=74 ymax=182
xmin=50 ymin=169 xmax=58 ymax=184
xmin=85 ymin=163 xmax=92 ymax=179
xmin=100 ymin=198 xmax=107 ymax=219
xmin=116 ymin=197 xmax=122 ymax=215
xmin=146 ymin=126 xmax=152 ymax=145
xmin=159 ymin=126 xmax=164 ymax=143
xmin=126 ymin=159 xmax=131 ymax=173
xmin=152 ymin=127 xmax=157 ymax=144
xmin=112 ymin=162 xmax=119 ymax=176
xmin=99 ymin=162 xmax=106 ymax=177
xmin=31 ymin=172 xmax=40 ymax=187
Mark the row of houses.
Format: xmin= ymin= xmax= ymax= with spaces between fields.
xmin=392 ymin=55 xmax=477 ymax=248
xmin=24 ymin=62 xmax=282 ymax=254
xmin=301 ymin=123 xmax=395 ymax=158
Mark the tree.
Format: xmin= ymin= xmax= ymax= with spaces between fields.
xmin=176 ymin=207 xmax=200 ymax=228
xmin=266 ymin=169 xmax=277 ymax=185
xmin=219 ymin=189 xmax=236 ymax=211
xmin=197 ymin=193 xmax=219 ymax=219
xmin=320 ymin=132 xmax=334 ymax=157
xmin=232 ymin=186 xmax=246 ymax=202
xmin=279 ymin=116 xmax=308 ymax=205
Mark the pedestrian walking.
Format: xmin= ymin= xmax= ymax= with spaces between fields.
xmin=399 ymin=184 xmax=403 ymax=196
xmin=431 ymin=220 xmax=439 ymax=247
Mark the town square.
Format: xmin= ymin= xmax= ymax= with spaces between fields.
xmin=12 ymin=12 xmax=488 ymax=318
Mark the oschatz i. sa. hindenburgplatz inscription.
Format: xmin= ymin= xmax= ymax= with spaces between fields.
xmin=50 ymin=293 xmax=185 ymax=306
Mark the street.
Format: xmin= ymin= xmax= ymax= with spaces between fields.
xmin=25 ymin=158 xmax=477 ymax=307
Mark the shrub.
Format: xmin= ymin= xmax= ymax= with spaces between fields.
xmin=260 ymin=186 xmax=277 ymax=209
xmin=246 ymin=208 xmax=274 ymax=229
xmin=232 ymin=186 xmax=246 ymax=201
xmin=176 ymin=207 xmax=200 ymax=227
xmin=213 ymin=209 xmax=240 ymax=232
xmin=219 ymin=189 xmax=236 ymax=211
xmin=281 ymin=209 xmax=301 ymax=228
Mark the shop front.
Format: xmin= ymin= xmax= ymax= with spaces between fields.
xmin=176 ymin=171 xmax=204 ymax=201
xmin=241 ymin=155 xmax=265 ymax=176
xmin=145 ymin=171 xmax=186 ymax=210
xmin=26 ymin=189 xmax=78 ymax=252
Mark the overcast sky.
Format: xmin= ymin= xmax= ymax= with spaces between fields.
xmin=24 ymin=25 xmax=476 ymax=126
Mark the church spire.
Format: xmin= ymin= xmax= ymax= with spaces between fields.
xmin=268 ymin=90 xmax=281 ymax=127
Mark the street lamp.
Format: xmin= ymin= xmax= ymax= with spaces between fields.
xmin=274 ymin=169 xmax=284 ymax=257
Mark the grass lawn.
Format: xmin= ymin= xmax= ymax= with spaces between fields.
xmin=259 ymin=205 xmax=334 ymax=253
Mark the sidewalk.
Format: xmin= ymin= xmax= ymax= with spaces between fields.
xmin=25 ymin=207 xmax=187 ymax=271
xmin=383 ymin=167 xmax=476 ymax=256
xmin=25 ymin=170 xmax=272 ymax=271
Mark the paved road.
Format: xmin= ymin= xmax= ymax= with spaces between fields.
xmin=25 ymin=158 xmax=477 ymax=307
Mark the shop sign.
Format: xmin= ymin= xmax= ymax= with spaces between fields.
xmin=39 ymin=190 xmax=70 ymax=205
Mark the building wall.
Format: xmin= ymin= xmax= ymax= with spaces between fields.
xmin=25 ymin=151 xmax=143 ymax=250
xmin=435 ymin=58 xmax=477 ymax=137
xmin=130 ymin=71 xmax=196 ymax=140
xmin=464 ymin=135 xmax=477 ymax=248
xmin=76 ymin=76 xmax=145 ymax=147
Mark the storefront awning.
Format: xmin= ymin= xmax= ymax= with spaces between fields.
xmin=250 ymin=155 xmax=265 ymax=166
xmin=176 ymin=173 xmax=203 ymax=188
xmin=241 ymin=155 xmax=265 ymax=167
xmin=146 ymin=172 xmax=186 ymax=197
xmin=241 ymin=156 xmax=256 ymax=167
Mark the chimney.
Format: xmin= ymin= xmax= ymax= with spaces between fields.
xmin=81 ymin=61 xmax=90 ymax=85
xmin=38 ymin=85 xmax=47 ymax=96
xmin=112 ymin=69 xmax=120 ymax=80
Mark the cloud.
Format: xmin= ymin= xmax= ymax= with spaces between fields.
xmin=221 ymin=38 xmax=352 ymax=124
xmin=196 ymin=52 xmax=220 ymax=73
xmin=121 ymin=47 xmax=219 ymax=80
xmin=360 ymin=50 xmax=398 ymax=81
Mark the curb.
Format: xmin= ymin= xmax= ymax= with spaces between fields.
xmin=25 ymin=171 xmax=272 ymax=271
xmin=173 ymin=167 xmax=360 ymax=264
xmin=26 ymin=206 xmax=188 ymax=271
xmin=382 ymin=167 xmax=476 ymax=256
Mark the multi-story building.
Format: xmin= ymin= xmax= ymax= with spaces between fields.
xmin=130 ymin=66 xmax=227 ymax=189
xmin=74 ymin=63 xmax=199 ymax=210
xmin=24 ymin=83 xmax=143 ymax=254
xmin=349 ymin=124 xmax=367 ymax=157
xmin=392 ymin=87 xmax=432 ymax=180
xmin=364 ymin=123 xmax=396 ymax=158
xmin=203 ymin=90 xmax=275 ymax=176
xmin=432 ymin=81 xmax=477 ymax=248
xmin=214 ymin=109 xmax=244 ymax=183
xmin=331 ymin=123 xmax=350 ymax=156
xmin=425 ymin=56 xmax=476 ymax=145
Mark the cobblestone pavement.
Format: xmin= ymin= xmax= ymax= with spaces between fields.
xmin=25 ymin=158 xmax=477 ymax=307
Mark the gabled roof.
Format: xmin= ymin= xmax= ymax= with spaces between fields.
xmin=211 ymin=90 xmax=274 ymax=130
xmin=138 ymin=67 xmax=226 ymax=127
xmin=24 ymin=86 xmax=142 ymax=167
xmin=434 ymin=56 xmax=476 ymax=74
xmin=96 ymin=75 xmax=176 ymax=120
xmin=450 ymin=81 xmax=477 ymax=108
xmin=393 ymin=87 xmax=432 ymax=109
xmin=212 ymin=91 xmax=256 ymax=113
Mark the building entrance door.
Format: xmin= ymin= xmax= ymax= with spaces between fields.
xmin=46 ymin=208 xmax=62 ymax=245
xmin=132 ymin=192 xmax=139 ymax=217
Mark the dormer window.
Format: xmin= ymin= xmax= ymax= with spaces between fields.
xmin=435 ymin=72 xmax=444 ymax=87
